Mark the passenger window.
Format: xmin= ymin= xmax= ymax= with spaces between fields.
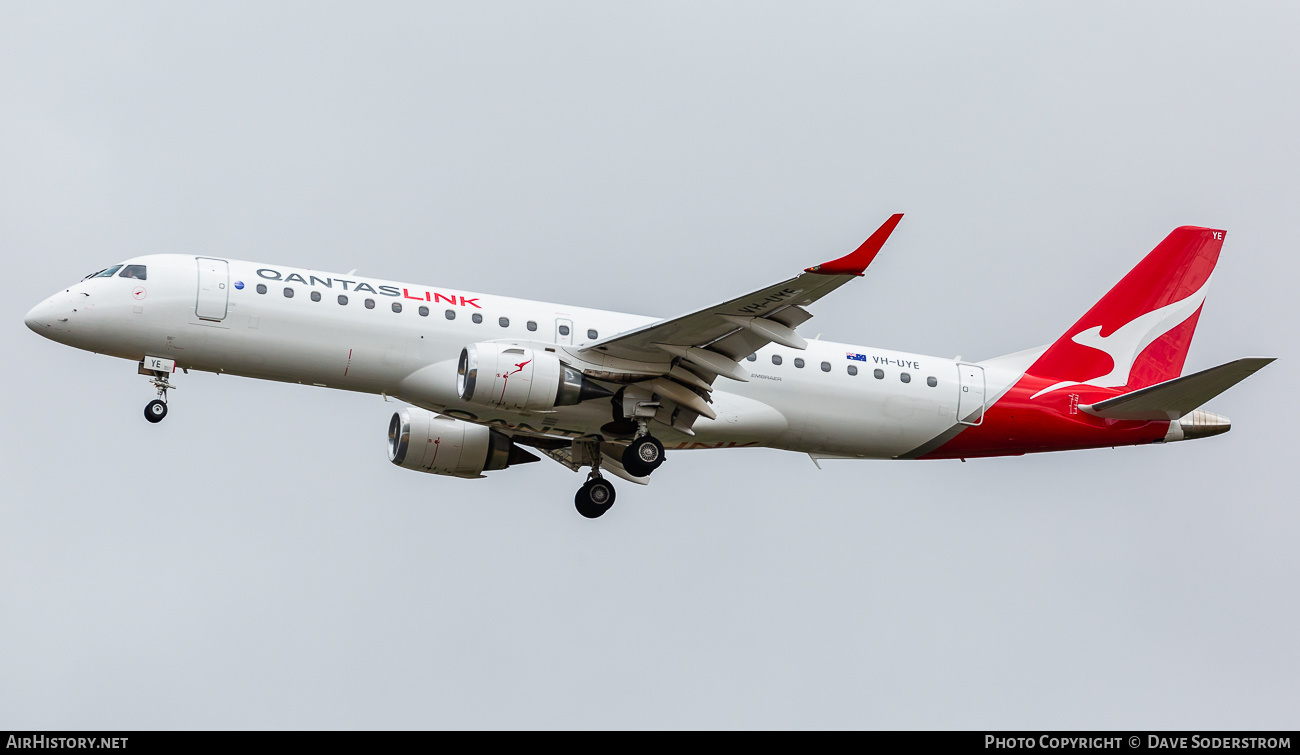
xmin=92 ymin=265 xmax=123 ymax=279
xmin=794 ymin=358 xmax=805 ymax=369
xmin=310 ymin=291 xmax=321 ymax=302
xmin=927 ymin=376 xmax=938 ymax=387
xmin=900 ymin=372 xmax=911 ymax=383
xmin=337 ymin=295 xmax=348 ymax=305
xmin=118 ymin=265 xmax=147 ymax=280
xmin=444 ymin=309 xmax=454 ymax=320
xmin=283 ymin=287 xmax=294 ymax=298
xmin=558 ymin=324 xmax=569 ymax=336
xmin=874 ymin=369 xmax=884 ymax=379
xmin=392 ymin=302 xmax=402 ymax=313
xmin=772 ymin=355 xmax=783 ymax=365
xmin=848 ymin=365 xmax=858 ymax=376
xmin=587 ymin=329 xmax=598 ymax=339
xmin=820 ymin=361 xmax=831 ymax=372
xmin=747 ymin=354 xmax=757 ymax=362
xmin=527 ymin=321 xmax=538 ymax=332
xmin=365 ymin=299 xmax=375 ymax=309
xmin=256 ymin=284 xmax=267 ymax=295
xmin=418 ymin=306 xmax=429 ymax=317
xmin=472 ymin=313 xmax=483 ymax=324
xmin=499 ymin=317 xmax=510 ymax=328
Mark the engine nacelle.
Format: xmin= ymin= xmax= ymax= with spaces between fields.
xmin=457 ymin=343 xmax=612 ymax=411
xmin=388 ymin=408 xmax=536 ymax=478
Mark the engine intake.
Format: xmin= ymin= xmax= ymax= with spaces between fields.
xmin=457 ymin=343 xmax=612 ymax=411
xmin=388 ymin=408 xmax=537 ymax=478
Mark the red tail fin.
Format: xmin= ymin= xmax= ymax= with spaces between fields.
xmin=1028 ymin=226 xmax=1224 ymax=397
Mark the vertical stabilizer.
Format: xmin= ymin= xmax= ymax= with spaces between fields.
xmin=1028 ymin=226 xmax=1224 ymax=398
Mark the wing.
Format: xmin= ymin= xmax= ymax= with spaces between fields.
xmin=578 ymin=214 xmax=904 ymax=382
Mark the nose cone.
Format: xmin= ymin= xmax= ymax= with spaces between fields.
xmin=24 ymin=298 xmax=53 ymax=335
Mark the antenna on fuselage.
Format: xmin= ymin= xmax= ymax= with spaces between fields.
xmin=346 ymin=269 xmax=358 ymax=276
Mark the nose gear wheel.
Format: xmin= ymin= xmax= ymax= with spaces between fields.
xmin=142 ymin=369 xmax=175 ymax=423
xmin=144 ymin=399 xmax=168 ymax=423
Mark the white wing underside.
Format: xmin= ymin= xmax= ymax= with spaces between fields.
xmin=538 ymin=445 xmax=650 ymax=485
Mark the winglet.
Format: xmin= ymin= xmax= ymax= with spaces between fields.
xmin=805 ymin=213 xmax=904 ymax=276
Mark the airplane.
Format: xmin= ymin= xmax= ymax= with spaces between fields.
xmin=24 ymin=215 xmax=1273 ymax=518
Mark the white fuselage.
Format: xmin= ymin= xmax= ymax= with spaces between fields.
xmin=27 ymin=254 xmax=1020 ymax=459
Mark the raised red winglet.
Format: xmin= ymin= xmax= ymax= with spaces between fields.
xmin=804 ymin=213 xmax=904 ymax=276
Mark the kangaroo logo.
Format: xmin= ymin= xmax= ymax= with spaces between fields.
xmin=496 ymin=359 xmax=533 ymax=404
xmin=1031 ymin=275 xmax=1211 ymax=400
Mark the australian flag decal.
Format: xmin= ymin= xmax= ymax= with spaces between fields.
xmin=847 ymin=352 xmax=867 ymax=362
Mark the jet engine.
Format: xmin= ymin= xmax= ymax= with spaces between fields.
xmin=388 ymin=407 xmax=537 ymax=478
xmin=457 ymin=343 xmax=612 ymax=411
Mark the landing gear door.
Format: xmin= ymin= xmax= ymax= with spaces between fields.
xmin=556 ymin=318 xmax=574 ymax=346
xmin=195 ymin=257 xmax=229 ymax=321
xmin=957 ymin=363 xmax=986 ymax=426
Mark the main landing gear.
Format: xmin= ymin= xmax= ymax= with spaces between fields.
xmin=143 ymin=371 xmax=175 ymax=424
xmin=621 ymin=433 xmax=665 ymax=478
xmin=574 ymin=443 xmax=616 ymax=519
xmin=577 ymin=436 xmax=621 ymax=517
xmin=571 ymin=428 xmax=669 ymax=519
xmin=575 ymin=474 xmax=616 ymax=519
xmin=619 ymin=416 xmax=666 ymax=478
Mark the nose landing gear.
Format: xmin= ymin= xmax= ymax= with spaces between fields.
xmin=140 ymin=362 xmax=176 ymax=424
xmin=144 ymin=399 xmax=168 ymax=423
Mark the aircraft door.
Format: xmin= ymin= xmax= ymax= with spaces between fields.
xmin=957 ymin=363 xmax=986 ymax=426
xmin=195 ymin=258 xmax=230 ymax=321
xmin=556 ymin=318 xmax=574 ymax=346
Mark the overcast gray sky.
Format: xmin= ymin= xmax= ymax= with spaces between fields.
xmin=2 ymin=2 xmax=1297 ymax=729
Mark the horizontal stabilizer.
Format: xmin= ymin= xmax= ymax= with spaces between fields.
xmin=1082 ymin=357 xmax=1274 ymax=420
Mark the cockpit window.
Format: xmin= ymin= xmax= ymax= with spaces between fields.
xmin=86 ymin=265 xmax=123 ymax=280
xmin=118 ymin=265 xmax=147 ymax=280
